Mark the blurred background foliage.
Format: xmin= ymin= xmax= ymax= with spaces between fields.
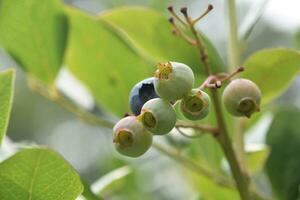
xmin=0 ymin=0 xmax=300 ymax=200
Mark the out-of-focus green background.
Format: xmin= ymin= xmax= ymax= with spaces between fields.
xmin=1 ymin=0 xmax=300 ymax=199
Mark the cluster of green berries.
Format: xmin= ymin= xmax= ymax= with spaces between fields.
xmin=113 ymin=62 xmax=261 ymax=157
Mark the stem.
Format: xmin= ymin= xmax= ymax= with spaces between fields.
xmin=190 ymin=25 xmax=212 ymax=76
xmin=211 ymin=90 xmax=250 ymax=200
xmin=226 ymin=0 xmax=248 ymax=172
xmin=234 ymin=118 xmax=248 ymax=171
xmin=185 ymin=9 xmax=251 ymax=200
xmin=227 ymin=0 xmax=240 ymax=71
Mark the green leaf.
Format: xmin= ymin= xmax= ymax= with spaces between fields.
xmin=66 ymin=7 xmax=152 ymax=116
xmin=0 ymin=0 xmax=68 ymax=85
xmin=66 ymin=7 xmax=224 ymax=116
xmin=243 ymin=48 xmax=300 ymax=105
xmin=265 ymin=106 xmax=300 ymax=200
xmin=0 ymin=148 xmax=84 ymax=200
xmin=246 ymin=145 xmax=269 ymax=175
xmin=0 ymin=69 xmax=15 ymax=146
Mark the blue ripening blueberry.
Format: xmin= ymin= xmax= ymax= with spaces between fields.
xmin=129 ymin=77 xmax=159 ymax=115
xmin=222 ymin=78 xmax=261 ymax=118
xmin=113 ymin=116 xmax=153 ymax=157
xmin=154 ymin=62 xmax=195 ymax=101
xmin=139 ymin=98 xmax=176 ymax=135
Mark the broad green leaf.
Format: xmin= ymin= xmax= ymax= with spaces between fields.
xmin=0 ymin=69 xmax=15 ymax=146
xmin=0 ymin=0 xmax=68 ymax=85
xmin=66 ymin=6 xmax=224 ymax=116
xmin=0 ymin=148 xmax=83 ymax=200
xmin=265 ymin=107 xmax=300 ymax=200
xmin=100 ymin=6 xmax=225 ymax=83
xmin=66 ymin=7 xmax=152 ymax=116
xmin=243 ymin=48 xmax=300 ymax=105
xmin=246 ymin=146 xmax=269 ymax=175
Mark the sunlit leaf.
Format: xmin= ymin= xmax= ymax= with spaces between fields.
xmin=0 ymin=148 xmax=83 ymax=200
xmin=0 ymin=0 xmax=68 ymax=85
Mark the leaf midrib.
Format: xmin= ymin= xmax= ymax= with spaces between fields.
xmin=28 ymin=151 xmax=43 ymax=200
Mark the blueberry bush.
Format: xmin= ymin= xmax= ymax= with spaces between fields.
xmin=1 ymin=0 xmax=300 ymax=200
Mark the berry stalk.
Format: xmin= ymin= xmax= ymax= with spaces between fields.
xmin=176 ymin=5 xmax=251 ymax=200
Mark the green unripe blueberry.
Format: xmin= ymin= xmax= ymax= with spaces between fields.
xmin=139 ymin=98 xmax=176 ymax=135
xmin=180 ymin=89 xmax=210 ymax=120
xmin=222 ymin=78 xmax=261 ymax=118
xmin=154 ymin=62 xmax=194 ymax=101
xmin=113 ymin=116 xmax=152 ymax=157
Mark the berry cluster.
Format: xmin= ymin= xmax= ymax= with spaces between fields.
xmin=113 ymin=62 xmax=261 ymax=157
